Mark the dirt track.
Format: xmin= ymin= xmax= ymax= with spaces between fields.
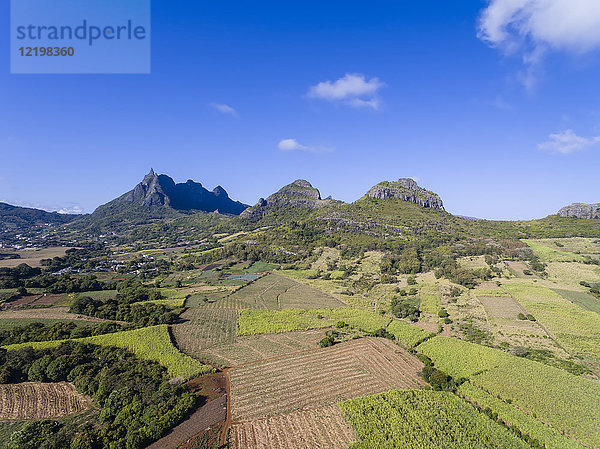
xmin=146 ymin=395 xmax=226 ymax=449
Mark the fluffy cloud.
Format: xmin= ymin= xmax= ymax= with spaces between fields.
xmin=209 ymin=102 xmax=238 ymax=116
xmin=307 ymin=73 xmax=384 ymax=110
xmin=478 ymin=0 xmax=600 ymax=87
xmin=538 ymin=129 xmax=600 ymax=154
xmin=277 ymin=138 xmax=331 ymax=153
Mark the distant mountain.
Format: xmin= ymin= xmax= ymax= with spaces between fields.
xmin=0 ymin=202 xmax=77 ymax=231
xmin=240 ymin=180 xmax=336 ymax=220
xmin=557 ymin=203 xmax=600 ymax=219
xmin=93 ymin=169 xmax=249 ymax=217
xmin=365 ymin=178 xmax=445 ymax=211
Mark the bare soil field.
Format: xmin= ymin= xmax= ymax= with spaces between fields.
xmin=172 ymin=308 xmax=238 ymax=356
xmin=0 ymin=247 xmax=72 ymax=268
xmin=197 ymin=329 xmax=325 ymax=367
xmin=229 ymin=337 xmax=425 ymax=421
xmin=479 ymin=296 xmax=525 ymax=319
xmin=229 ymin=273 xmax=346 ymax=310
xmin=0 ymin=382 xmax=90 ymax=420
xmin=231 ymin=405 xmax=356 ymax=449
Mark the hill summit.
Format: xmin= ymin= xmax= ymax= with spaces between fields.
xmin=365 ymin=178 xmax=445 ymax=211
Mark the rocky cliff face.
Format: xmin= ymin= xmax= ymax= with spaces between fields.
xmin=366 ymin=178 xmax=445 ymax=211
xmin=240 ymin=180 xmax=331 ymax=219
xmin=557 ymin=203 xmax=600 ymax=219
xmin=95 ymin=169 xmax=249 ymax=216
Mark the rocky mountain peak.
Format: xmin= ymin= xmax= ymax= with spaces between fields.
xmin=240 ymin=179 xmax=331 ymax=219
xmin=557 ymin=203 xmax=600 ymax=219
xmin=95 ymin=170 xmax=248 ymax=216
xmin=366 ymin=178 xmax=445 ymax=211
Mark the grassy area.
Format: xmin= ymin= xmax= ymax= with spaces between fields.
xmin=418 ymin=336 xmax=600 ymax=448
xmin=3 ymin=325 xmax=213 ymax=379
xmin=523 ymin=239 xmax=586 ymax=262
xmin=0 ymin=318 xmax=95 ymax=329
xmin=138 ymin=297 xmax=186 ymax=307
xmin=459 ymin=382 xmax=585 ymax=449
xmin=340 ymin=389 xmax=529 ymax=449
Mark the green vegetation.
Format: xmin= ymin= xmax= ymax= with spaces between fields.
xmin=0 ymin=320 xmax=127 ymax=346
xmin=458 ymin=383 xmax=585 ymax=449
xmin=340 ymin=389 xmax=529 ymax=449
xmin=3 ymin=325 xmax=212 ymax=379
xmin=418 ymin=336 xmax=600 ymax=448
xmin=386 ymin=320 xmax=433 ymax=347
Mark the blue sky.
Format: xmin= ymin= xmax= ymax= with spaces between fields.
xmin=1 ymin=0 xmax=600 ymax=219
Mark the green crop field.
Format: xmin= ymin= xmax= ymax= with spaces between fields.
xmin=418 ymin=336 xmax=600 ymax=448
xmin=386 ymin=319 xmax=433 ymax=347
xmin=552 ymin=288 xmax=600 ymax=314
xmin=3 ymin=325 xmax=212 ymax=379
xmin=237 ymin=307 xmax=392 ymax=335
xmin=504 ymin=281 xmax=600 ymax=357
xmin=340 ymin=389 xmax=529 ymax=449
xmin=419 ymin=285 xmax=442 ymax=315
xmin=458 ymin=383 xmax=585 ymax=449
xmin=75 ymin=290 xmax=117 ymax=302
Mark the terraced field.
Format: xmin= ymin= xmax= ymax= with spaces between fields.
xmin=229 ymin=337 xmax=424 ymax=421
xmin=231 ymin=405 xmax=356 ymax=449
xmin=172 ymin=308 xmax=238 ymax=356
xmin=0 ymin=382 xmax=90 ymax=421
xmin=229 ymin=273 xmax=346 ymax=309
xmin=197 ymin=329 xmax=324 ymax=367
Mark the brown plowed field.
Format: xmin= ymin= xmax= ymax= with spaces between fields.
xmin=197 ymin=329 xmax=325 ymax=367
xmin=231 ymin=405 xmax=356 ymax=449
xmin=172 ymin=308 xmax=238 ymax=356
xmin=229 ymin=337 xmax=425 ymax=421
xmin=0 ymin=382 xmax=90 ymax=420
xmin=228 ymin=273 xmax=346 ymax=310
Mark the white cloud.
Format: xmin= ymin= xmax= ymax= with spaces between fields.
xmin=277 ymin=138 xmax=331 ymax=153
xmin=538 ymin=129 xmax=600 ymax=154
xmin=478 ymin=0 xmax=600 ymax=88
xmin=57 ymin=206 xmax=84 ymax=214
xmin=307 ymin=73 xmax=385 ymax=110
xmin=209 ymin=102 xmax=238 ymax=116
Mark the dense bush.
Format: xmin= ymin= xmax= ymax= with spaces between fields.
xmin=0 ymin=321 xmax=128 ymax=346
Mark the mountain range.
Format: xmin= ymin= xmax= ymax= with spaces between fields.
xmin=1 ymin=170 xmax=599 ymax=237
